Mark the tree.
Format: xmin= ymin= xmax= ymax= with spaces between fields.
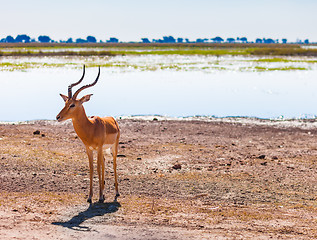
xmin=38 ymin=35 xmax=51 ymax=43
xmin=264 ymin=38 xmax=275 ymax=44
xmin=211 ymin=36 xmax=224 ymax=43
xmin=141 ymin=38 xmax=150 ymax=43
xmin=76 ymin=38 xmax=87 ymax=43
xmin=239 ymin=37 xmax=247 ymax=43
xmin=5 ymin=35 xmax=15 ymax=43
xmin=66 ymin=38 xmax=73 ymax=43
xmin=226 ymin=38 xmax=235 ymax=43
xmin=282 ymin=38 xmax=287 ymax=44
xmin=161 ymin=36 xmax=176 ymax=43
xmin=15 ymin=34 xmax=31 ymax=43
xmin=196 ymin=38 xmax=208 ymax=43
xmin=86 ymin=36 xmax=97 ymax=43
xmin=107 ymin=38 xmax=119 ymax=43
xmin=256 ymin=38 xmax=263 ymax=43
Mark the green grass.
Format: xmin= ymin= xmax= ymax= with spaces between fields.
xmin=0 ymin=62 xmax=76 ymax=71
xmin=248 ymin=47 xmax=317 ymax=57
xmin=0 ymin=61 xmax=312 ymax=72
xmin=253 ymin=58 xmax=317 ymax=63
xmin=254 ymin=66 xmax=308 ymax=71
xmin=108 ymin=48 xmax=248 ymax=55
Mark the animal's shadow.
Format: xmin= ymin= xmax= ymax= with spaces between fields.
xmin=52 ymin=201 xmax=121 ymax=231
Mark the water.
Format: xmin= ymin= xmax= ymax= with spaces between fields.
xmin=1 ymin=55 xmax=317 ymax=121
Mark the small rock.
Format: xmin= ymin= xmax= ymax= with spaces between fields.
xmin=41 ymin=134 xmax=45 ymax=137
xmin=258 ymin=155 xmax=266 ymax=159
xmin=137 ymin=157 xmax=142 ymax=160
xmin=272 ymin=156 xmax=278 ymax=160
xmin=117 ymin=154 xmax=126 ymax=158
xmin=260 ymin=162 xmax=268 ymax=166
xmin=172 ymin=163 xmax=182 ymax=170
xmin=287 ymin=165 xmax=295 ymax=170
xmin=33 ymin=130 xmax=40 ymax=135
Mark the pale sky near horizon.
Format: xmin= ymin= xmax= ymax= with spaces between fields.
xmin=1 ymin=0 xmax=316 ymax=42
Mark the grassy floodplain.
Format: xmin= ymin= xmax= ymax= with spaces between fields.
xmin=0 ymin=43 xmax=316 ymax=72
xmin=0 ymin=42 xmax=317 ymax=56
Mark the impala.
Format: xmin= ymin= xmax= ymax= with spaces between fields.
xmin=56 ymin=65 xmax=120 ymax=203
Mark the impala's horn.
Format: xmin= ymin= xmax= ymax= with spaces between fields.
xmin=68 ymin=65 xmax=86 ymax=98
xmin=72 ymin=66 xmax=100 ymax=99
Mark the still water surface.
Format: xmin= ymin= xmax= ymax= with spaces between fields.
xmin=1 ymin=56 xmax=317 ymax=121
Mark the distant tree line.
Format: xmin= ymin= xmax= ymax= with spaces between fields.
xmin=0 ymin=34 xmax=311 ymax=44
xmin=147 ymin=36 xmax=310 ymax=44
xmin=0 ymin=35 xmax=119 ymax=43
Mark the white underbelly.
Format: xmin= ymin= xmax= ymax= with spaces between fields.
xmin=88 ymin=143 xmax=114 ymax=151
xmin=103 ymin=144 xmax=114 ymax=149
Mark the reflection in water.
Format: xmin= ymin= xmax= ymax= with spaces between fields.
xmin=0 ymin=61 xmax=317 ymax=121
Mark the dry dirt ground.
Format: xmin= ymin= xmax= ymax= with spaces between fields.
xmin=0 ymin=117 xmax=316 ymax=239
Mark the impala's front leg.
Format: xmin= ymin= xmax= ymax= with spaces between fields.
xmin=97 ymin=147 xmax=105 ymax=203
xmin=86 ymin=147 xmax=94 ymax=203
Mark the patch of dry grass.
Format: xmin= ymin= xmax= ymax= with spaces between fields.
xmin=118 ymin=194 xmax=316 ymax=238
xmin=0 ymin=191 xmax=86 ymax=213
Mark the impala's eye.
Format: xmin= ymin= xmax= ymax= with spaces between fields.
xmin=70 ymin=104 xmax=75 ymax=108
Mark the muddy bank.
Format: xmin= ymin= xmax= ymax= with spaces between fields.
xmin=0 ymin=118 xmax=316 ymax=239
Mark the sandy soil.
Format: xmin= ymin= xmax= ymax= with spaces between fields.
xmin=0 ymin=117 xmax=316 ymax=239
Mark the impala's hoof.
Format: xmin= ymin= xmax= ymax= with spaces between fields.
xmin=98 ymin=195 xmax=105 ymax=203
xmin=114 ymin=193 xmax=120 ymax=201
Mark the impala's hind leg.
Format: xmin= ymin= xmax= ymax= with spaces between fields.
xmin=111 ymin=133 xmax=120 ymax=199
xmin=97 ymin=147 xmax=105 ymax=203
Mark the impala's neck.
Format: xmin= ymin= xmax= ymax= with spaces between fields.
xmin=71 ymin=106 xmax=92 ymax=143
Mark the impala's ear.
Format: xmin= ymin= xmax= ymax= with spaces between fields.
xmin=79 ymin=94 xmax=93 ymax=103
xmin=60 ymin=94 xmax=68 ymax=102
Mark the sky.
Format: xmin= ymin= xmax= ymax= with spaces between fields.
xmin=1 ymin=0 xmax=316 ymax=43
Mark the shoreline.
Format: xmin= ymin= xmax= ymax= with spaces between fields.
xmin=1 ymin=115 xmax=317 ymax=129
